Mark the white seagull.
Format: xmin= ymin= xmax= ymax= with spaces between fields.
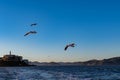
xmin=30 ymin=23 xmax=37 ymax=26
xmin=64 ymin=43 xmax=75 ymax=51
xmin=24 ymin=31 xmax=37 ymax=36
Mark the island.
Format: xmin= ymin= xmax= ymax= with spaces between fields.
xmin=0 ymin=51 xmax=31 ymax=66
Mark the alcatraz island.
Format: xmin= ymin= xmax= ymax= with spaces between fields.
xmin=0 ymin=51 xmax=31 ymax=66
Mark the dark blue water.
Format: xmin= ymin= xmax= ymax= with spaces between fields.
xmin=34 ymin=66 xmax=120 ymax=79
xmin=35 ymin=66 xmax=120 ymax=73
xmin=0 ymin=66 xmax=120 ymax=80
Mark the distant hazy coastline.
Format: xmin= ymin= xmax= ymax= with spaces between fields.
xmin=30 ymin=57 xmax=120 ymax=66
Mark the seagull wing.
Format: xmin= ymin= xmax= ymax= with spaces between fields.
xmin=24 ymin=32 xmax=30 ymax=36
xmin=64 ymin=45 xmax=69 ymax=51
xmin=24 ymin=31 xmax=37 ymax=36
xmin=70 ymin=43 xmax=75 ymax=47
xmin=31 ymin=23 xmax=37 ymax=26
xmin=31 ymin=31 xmax=37 ymax=33
xmin=30 ymin=24 xmax=34 ymax=26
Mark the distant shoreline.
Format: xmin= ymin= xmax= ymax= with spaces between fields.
xmin=30 ymin=56 xmax=120 ymax=66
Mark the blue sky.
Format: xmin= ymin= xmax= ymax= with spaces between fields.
xmin=0 ymin=0 xmax=120 ymax=62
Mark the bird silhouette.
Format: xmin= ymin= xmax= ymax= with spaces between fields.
xmin=30 ymin=23 xmax=37 ymax=26
xmin=64 ymin=43 xmax=75 ymax=51
xmin=24 ymin=31 xmax=37 ymax=36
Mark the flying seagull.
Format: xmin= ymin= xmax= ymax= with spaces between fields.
xmin=24 ymin=31 xmax=37 ymax=36
xmin=30 ymin=23 xmax=37 ymax=26
xmin=64 ymin=43 xmax=75 ymax=51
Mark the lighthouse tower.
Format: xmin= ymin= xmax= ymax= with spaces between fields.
xmin=9 ymin=51 xmax=11 ymax=55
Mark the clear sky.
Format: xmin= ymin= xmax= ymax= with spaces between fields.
xmin=0 ymin=0 xmax=120 ymax=62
